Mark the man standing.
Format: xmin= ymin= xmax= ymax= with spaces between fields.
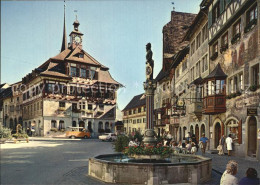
xmin=226 ymin=134 xmax=233 ymax=156
xmin=199 ymin=133 xmax=209 ymax=155
xmin=218 ymin=135 xmax=225 ymax=155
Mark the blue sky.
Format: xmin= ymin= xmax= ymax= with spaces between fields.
xmin=1 ymin=0 xmax=201 ymax=110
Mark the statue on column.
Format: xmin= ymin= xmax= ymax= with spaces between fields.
xmin=146 ymin=43 xmax=154 ymax=81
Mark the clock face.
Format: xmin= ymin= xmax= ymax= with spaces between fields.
xmin=75 ymin=36 xmax=81 ymax=44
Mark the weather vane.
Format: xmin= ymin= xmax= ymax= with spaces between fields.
xmin=172 ymin=2 xmax=175 ymax=11
xmin=74 ymin=10 xmax=78 ymax=20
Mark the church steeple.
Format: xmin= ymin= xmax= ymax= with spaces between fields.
xmin=61 ymin=1 xmax=67 ymax=52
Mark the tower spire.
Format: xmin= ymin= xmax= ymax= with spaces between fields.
xmin=61 ymin=0 xmax=67 ymax=52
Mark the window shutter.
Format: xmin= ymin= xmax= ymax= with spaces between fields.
xmin=238 ymin=120 xmax=242 ymax=144
xmin=220 ymin=0 xmax=225 ymax=14
xmin=208 ymin=11 xmax=213 ymax=28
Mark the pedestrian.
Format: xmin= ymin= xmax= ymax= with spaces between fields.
xmin=220 ymin=160 xmax=239 ymax=185
xmin=185 ymin=140 xmax=192 ymax=153
xmin=199 ymin=133 xmax=208 ymax=155
xmin=226 ymin=134 xmax=233 ymax=156
xmin=185 ymin=132 xmax=191 ymax=141
xmin=218 ymin=135 xmax=225 ymax=155
xmin=191 ymin=142 xmax=197 ymax=154
xmin=239 ymin=168 xmax=259 ymax=185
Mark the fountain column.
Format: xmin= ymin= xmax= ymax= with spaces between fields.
xmin=143 ymin=43 xmax=157 ymax=145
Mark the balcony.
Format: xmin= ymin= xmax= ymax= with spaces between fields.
xmin=203 ymin=95 xmax=226 ymax=114
xmin=202 ymin=63 xmax=227 ymax=115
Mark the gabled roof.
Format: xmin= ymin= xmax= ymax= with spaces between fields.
xmin=122 ymin=93 xmax=146 ymax=111
xmin=98 ymin=70 xmax=122 ymax=86
xmin=155 ymin=69 xmax=169 ymax=82
xmin=204 ymin=63 xmax=227 ymax=80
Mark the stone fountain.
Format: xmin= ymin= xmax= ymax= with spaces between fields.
xmin=88 ymin=43 xmax=212 ymax=184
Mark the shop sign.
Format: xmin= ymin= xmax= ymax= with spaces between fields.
xmin=247 ymin=108 xmax=257 ymax=116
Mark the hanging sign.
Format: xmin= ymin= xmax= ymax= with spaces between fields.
xmin=247 ymin=108 xmax=257 ymax=116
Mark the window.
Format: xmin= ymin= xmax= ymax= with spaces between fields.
xmin=247 ymin=5 xmax=258 ymax=23
xmin=229 ymin=78 xmax=234 ymax=94
xmin=79 ymin=54 xmax=84 ymax=58
xmin=80 ymin=68 xmax=87 ymax=78
xmin=196 ymin=32 xmax=201 ymax=49
xmin=59 ymin=121 xmax=65 ymax=130
xmin=191 ymin=41 xmax=195 ymax=55
xmin=89 ymin=67 xmax=96 ymax=80
xmin=59 ymin=102 xmax=65 ymax=108
xmin=176 ymin=69 xmax=180 ymax=78
xmin=208 ymin=80 xmax=215 ymax=95
xmin=99 ymin=104 xmax=104 ymax=110
xmin=70 ymin=67 xmax=77 ymax=77
xmin=212 ymin=2 xmax=220 ymax=24
xmin=202 ymin=55 xmax=208 ymax=73
xmin=238 ymin=73 xmax=243 ymax=91
xmin=51 ymin=120 xmax=57 ymax=128
xmin=88 ymin=104 xmax=93 ymax=110
xmin=196 ymin=61 xmax=200 ymax=77
xmin=233 ymin=20 xmax=241 ymax=36
xmin=182 ymin=60 xmax=187 ymax=71
xmin=138 ymin=108 xmax=141 ymax=113
xmin=222 ymin=32 xmax=228 ymax=47
xmin=252 ymin=64 xmax=259 ymax=86
xmin=202 ymin=24 xmax=208 ymax=42
xmin=213 ymin=42 xmax=218 ymax=54
xmin=143 ymin=118 xmax=146 ymax=123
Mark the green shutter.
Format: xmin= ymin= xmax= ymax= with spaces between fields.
xmin=220 ymin=0 xmax=225 ymax=13
xmin=208 ymin=10 xmax=213 ymax=28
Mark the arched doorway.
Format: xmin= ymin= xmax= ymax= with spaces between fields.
xmin=190 ymin=125 xmax=194 ymax=135
xmin=248 ymin=116 xmax=257 ymax=157
xmin=179 ymin=127 xmax=182 ymax=142
xmin=105 ymin=122 xmax=110 ymax=132
xmin=201 ymin=124 xmax=205 ymax=137
xmin=98 ymin=121 xmax=103 ymax=133
xmin=10 ymin=118 xmax=14 ymax=130
xmin=72 ymin=121 xmax=76 ymax=127
xmin=59 ymin=120 xmax=65 ymax=130
xmin=88 ymin=121 xmax=92 ymax=132
xmin=195 ymin=124 xmax=199 ymax=143
xmin=215 ymin=122 xmax=221 ymax=148
xmin=79 ymin=121 xmax=85 ymax=128
xmin=183 ymin=127 xmax=187 ymax=140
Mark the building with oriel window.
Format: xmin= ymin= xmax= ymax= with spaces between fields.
xmin=1 ymin=8 xmax=122 ymax=137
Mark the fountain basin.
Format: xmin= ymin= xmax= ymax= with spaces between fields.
xmin=88 ymin=153 xmax=212 ymax=184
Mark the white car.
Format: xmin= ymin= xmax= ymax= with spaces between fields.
xmin=99 ymin=133 xmax=117 ymax=141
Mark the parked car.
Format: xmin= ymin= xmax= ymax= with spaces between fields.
xmin=98 ymin=133 xmax=117 ymax=141
xmin=66 ymin=127 xmax=91 ymax=139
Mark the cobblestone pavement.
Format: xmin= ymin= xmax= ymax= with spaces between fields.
xmin=199 ymin=150 xmax=260 ymax=181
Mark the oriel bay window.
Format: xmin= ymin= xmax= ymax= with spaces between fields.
xmin=202 ymin=64 xmax=227 ymax=114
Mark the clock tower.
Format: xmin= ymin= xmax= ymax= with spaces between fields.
xmin=69 ymin=18 xmax=84 ymax=49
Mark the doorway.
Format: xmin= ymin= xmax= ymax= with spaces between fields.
xmin=248 ymin=116 xmax=257 ymax=157
xmin=215 ymin=122 xmax=221 ymax=148
xmin=195 ymin=124 xmax=199 ymax=143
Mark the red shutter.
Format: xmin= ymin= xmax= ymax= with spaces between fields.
xmin=238 ymin=120 xmax=242 ymax=144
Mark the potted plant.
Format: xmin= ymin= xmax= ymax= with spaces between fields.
xmin=12 ymin=130 xmax=29 ymax=143
xmin=0 ymin=125 xmax=12 ymax=144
